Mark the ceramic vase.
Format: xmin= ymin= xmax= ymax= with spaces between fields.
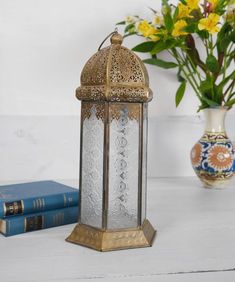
xmin=191 ymin=107 xmax=234 ymax=189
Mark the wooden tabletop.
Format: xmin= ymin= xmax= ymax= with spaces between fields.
xmin=1 ymin=177 xmax=235 ymax=282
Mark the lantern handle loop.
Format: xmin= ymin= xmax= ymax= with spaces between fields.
xmin=98 ymin=28 xmax=118 ymax=51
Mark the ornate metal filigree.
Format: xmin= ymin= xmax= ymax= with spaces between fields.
xmin=76 ymin=33 xmax=153 ymax=102
xmin=80 ymin=47 xmax=109 ymax=86
xmin=109 ymin=46 xmax=145 ymax=84
xmin=109 ymin=103 xmax=140 ymax=121
xmin=81 ymin=102 xmax=105 ymax=122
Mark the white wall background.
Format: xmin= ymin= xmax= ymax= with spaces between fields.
xmin=0 ymin=0 xmax=234 ymax=181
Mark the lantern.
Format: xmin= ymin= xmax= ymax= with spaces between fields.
xmin=66 ymin=32 xmax=156 ymax=251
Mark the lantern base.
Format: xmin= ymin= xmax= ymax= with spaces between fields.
xmin=66 ymin=219 xmax=156 ymax=252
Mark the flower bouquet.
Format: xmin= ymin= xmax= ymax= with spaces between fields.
xmin=118 ymin=0 xmax=235 ymax=188
xmin=118 ymin=0 xmax=235 ymax=110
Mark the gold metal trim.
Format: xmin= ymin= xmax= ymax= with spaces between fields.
xmin=66 ymin=219 xmax=156 ymax=252
xmin=78 ymin=103 xmax=84 ymax=224
xmin=138 ymin=103 xmax=143 ymax=226
xmin=102 ymin=102 xmax=110 ymax=229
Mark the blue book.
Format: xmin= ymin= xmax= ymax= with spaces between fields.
xmin=0 ymin=181 xmax=78 ymax=218
xmin=0 ymin=206 xmax=78 ymax=236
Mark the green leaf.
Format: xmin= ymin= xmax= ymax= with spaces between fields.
xmin=116 ymin=21 xmax=126 ymax=25
xmin=225 ymin=98 xmax=235 ymax=107
xmin=150 ymin=40 xmax=175 ymax=55
xmin=229 ymin=29 xmax=235 ymax=43
xmin=132 ymin=41 xmax=155 ymax=53
xmin=162 ymin=0 xmax=169 ymax=6
xmin=162 ymin=0 xmax=171 ymax=14
xmin=213 ymin=84 xmax=224 ymax=104
xmin=215 ymin=0 xmax=229 ymax=15
xmin=220 ymin=37 xmax=231 ymax=52
xmin=123 ymin=32 xmax=137 ymax=38
xmin=206 ymin=54 xmax=220 ymax=73
xmin=143 ymin=58 xmax=178 ymax=69
xmin=227 ymin=92 xmax=235 ymax=102
xmin=217 ymin=23 xmax=233 ymax=52
xmin=197 ymin=104 xmax=209 ymax=112
xmin=199 ymin=79 xmax=213 ymax=95
xmin=175 ymin=81 xmax=186 ymax=107
xmin=218 ymin=70 xmax=235 ymax=93
xmin=124 ymin=23 xmax=135 ymax=33
xmin=183 ymin=23 xmax=197 ymax=33
xmin=225 ymin=52 xmax=235 ymax=69
xmin=198 ymin=30 xmax=209 ymax=39
xmin=173 ymin=7 xmax=179 ymax=22
xmin=177 ymin=68 xmax=185 ymax=82
xmin=200 ymin=95 xmax=220 ymax=106
xmin=217 ymin=22 xmax=232 ymax=42
xmin=164 ymin=12 xmax=173 ymax=32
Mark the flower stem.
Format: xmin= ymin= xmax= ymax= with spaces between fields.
xmin=169 ymin=48 xmax=202 ymax=101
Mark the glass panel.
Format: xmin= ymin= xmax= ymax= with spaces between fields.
xmin=141 ymin=103 xmax=148 ymax=223
xmin=80 ymin=102 xmax=104 ymax=228
xmin=108 ymin=103 xmax=140 ymax=229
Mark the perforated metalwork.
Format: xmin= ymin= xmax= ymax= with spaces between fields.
xmin=81 ymin=102 xmax=105 ymax=121
xmin=76 ymin=33 xmax=153 ymax=103
xmin=109 ymin=46 xmax=145 ymax=84
xmin=80 ymin=47 xmax=109 ymax=86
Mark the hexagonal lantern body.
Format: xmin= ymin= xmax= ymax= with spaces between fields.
xmin=66 ymin=33 xmax=156 ymax=251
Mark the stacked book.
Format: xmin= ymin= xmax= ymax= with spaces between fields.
xmin=0 ymin=181 xmax=79 ymax=236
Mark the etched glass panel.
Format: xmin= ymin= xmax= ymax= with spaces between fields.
xmin=80 ymin=102 xmax=104 ymax=228
xmin=108 ymin=103 xmax=140 ymax=229
xmin=141 ymin=103 xmax=148 ymax=223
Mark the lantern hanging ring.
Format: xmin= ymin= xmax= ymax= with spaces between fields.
xmin=98 ymin=27 xmax=118 ymax=51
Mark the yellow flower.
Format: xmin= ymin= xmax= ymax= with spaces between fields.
xmin=149 ymin=34 xmax=161 ymax=41
xmin=177 ymin=3 xmax=193 ymax=19
xmin=186 ymin=0 xmax=199 ymax=11
xmin=153 ymin=14 xmax=164 ymax=26
xmin=172 ymin=20 xmax=188 ymax=37
xmin=198 ymin=13 xmax=221 ymax=34
xmin=208 ymin=0 xmax=219 ymax=10
xmin=138 ymin=20 xmax=159 ymax=38
xmin=125 ymin=15 xmax=138 ymax=24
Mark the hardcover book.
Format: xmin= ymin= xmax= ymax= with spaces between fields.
xmin=0 ymin=181 xmax=79 ymax=218
xmin=0 ymin=206 xmax=78 ymax=236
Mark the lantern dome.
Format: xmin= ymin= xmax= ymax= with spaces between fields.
xmin=76 ymin=33 xmax=153 ymax=103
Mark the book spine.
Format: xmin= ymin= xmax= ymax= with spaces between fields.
xmin=1 ymin=191 xmax=78 ymax=218
xmin=2 ymin=206 xmax=78 ymax=236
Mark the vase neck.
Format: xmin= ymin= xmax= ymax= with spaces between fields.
xmin=204 ymin=108 xmax=227 ymax=133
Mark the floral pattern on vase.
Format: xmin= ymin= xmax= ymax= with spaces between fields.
xmin=191 ymin=108 xmax=234 ymax=188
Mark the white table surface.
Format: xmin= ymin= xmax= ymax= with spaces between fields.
xmin=1 ymin=177 xmax=235 ymax=282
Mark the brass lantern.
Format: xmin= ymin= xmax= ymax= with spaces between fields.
xmin=66 ymin=32 xmax=156 ymax=251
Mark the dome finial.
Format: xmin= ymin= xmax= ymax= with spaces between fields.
xmin=110 ymin=32 xmax=123 ymax=45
